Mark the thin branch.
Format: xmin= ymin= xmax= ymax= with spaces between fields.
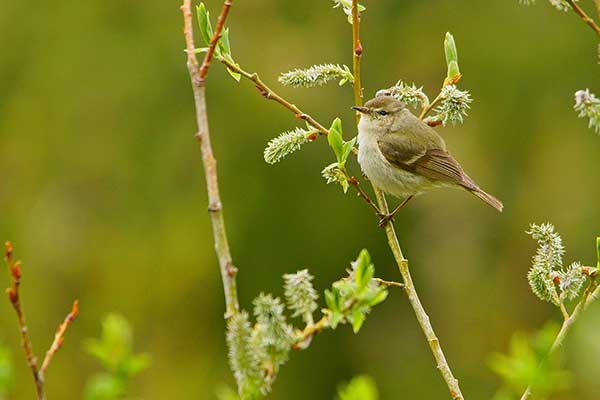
xmin=4 ymin=242 xmax=44 ymax=400
xmin=198 ymin=0 xmax=233 ymax=80
xmin=374 ymin=278 xmax=405 ymax=288
xmin=566 ymin=0 xmax=600 ymax=37
xmin=520 ymin=279 xmax=600 ymax=400
xmin=39 ymin=300 xmax=79 ymax=379
xmin=220 ymin=58 xmax=330 ymax=135
xmin=351 ymin=0 xmax=363 ymax=124
xmin=181 ymin=0 xmax=239 ymax=318
xmin=349 ymin=3 xmax=465 ymax=399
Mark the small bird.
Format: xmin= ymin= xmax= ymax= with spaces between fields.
xmin=353 ymin=96 xmax=503 ymax=226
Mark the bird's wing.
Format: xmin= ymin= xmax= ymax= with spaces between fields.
xmin=378 ymin=136 xmax=478 ymax=190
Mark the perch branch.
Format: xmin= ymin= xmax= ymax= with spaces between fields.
xmin=350 ymin=3 xmax=464 ymax=399
xmin=181 ymin=0 xmax=239 ymax=318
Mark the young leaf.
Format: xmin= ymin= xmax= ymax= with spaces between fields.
xmin=328 ymin=118 xmax=344 ymax=164
xmin=219 ymin=27 xmax=231 ymax=56
xmin=351 ymin=308 xmax=366 ymax=333
xmin=338 ymin=375 xmax=379 ymax=400
xmin=196 ymin=3 xmax=214 ymax=46
xmin=354 ymin=249 xmax=374 ymax=289
xmin=341 ymin=137 xmax=357 ymax=166
xmin=444 ymin=32 xmax=460 ymax=80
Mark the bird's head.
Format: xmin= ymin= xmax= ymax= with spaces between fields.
xmin=352 ymin=96 xmax=406 ymax=120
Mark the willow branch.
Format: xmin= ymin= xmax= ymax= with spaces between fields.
xmin=220 ymin=58 xmax=329 ymax=135
xmin=39 ymin=300 xmax=79 ymax=379
xmin=566 ymin=0 xmax=600 ymax=37
xmin=198 ymin=0 xmax=233 ymax=80
xmin=520 ymin=279 xmax=600 ymax=400
xmin=349 ymin=3 xmax=464 ymax=399
xmin=181 ymin=0 xmax=239 ymax=318
xmin=4 ymin=242 xmax=44 ymax=400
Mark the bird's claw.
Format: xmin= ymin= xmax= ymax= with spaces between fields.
xmin=377 ymin=213 xmax=395 ymax=228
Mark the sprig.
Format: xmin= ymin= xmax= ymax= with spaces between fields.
xmin=525 ymin=223 xmax=592 ymax=306
xmin=195 ymin=3 xmax=241 ymax=81
xmin=332 ymin=0 xmax=366 ymax=23
xmin=376 ymin=81 xmax=430 ymax=109
xmin=263 ymin=128 xmax=318 ymax=164
xmin=279 ymin=64 xmax=354 ymax=88
xmin=574 ymin=89 xmax=600 ymax=133
xmin=283 ymin=270 xmax=318 ymax=325
xmin=430 ymin=85 xmax=473 ymax=126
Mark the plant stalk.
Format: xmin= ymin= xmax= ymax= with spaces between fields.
xmin=181 ymin=0 xmax=239 ymax=318
xmin=350 ymin=2 xmax=464 ymax=399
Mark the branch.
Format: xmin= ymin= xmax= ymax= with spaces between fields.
xmin=181 ymin=0 xmax=240 ymax=318
xmin=39 ymin=300 xmax=79 ymax=379
xmin=4 ymin=242 xmax=78 ymax=400
xmin=4 ymin=242 xmax=43 ymax=399
xmin=198 ymin=0 xmax=233 ymax=80
xmin=520 ymin=279 xmax=600 ymax=400
xmin=566 ymin=0 xmax=600 ymax=37
xmin=220 ymin=58 xmax=330 ymax=135
xmin=349 ymin=3 xmax=465 ymax=399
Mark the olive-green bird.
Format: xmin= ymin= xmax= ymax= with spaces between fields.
xmin=353 ymin=96 xmax=503 ymax=226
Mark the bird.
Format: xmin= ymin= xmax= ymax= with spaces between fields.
xmin=352 ymin=95 xmax=503 ymax=227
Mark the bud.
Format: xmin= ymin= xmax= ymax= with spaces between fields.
xmin=444 ymin=32 xmax=460 ymax=80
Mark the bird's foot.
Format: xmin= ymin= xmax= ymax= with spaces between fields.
xmin=377 ymin=213 xmax=395 ymax=228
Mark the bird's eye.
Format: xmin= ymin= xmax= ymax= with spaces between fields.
xmin=377 ymin=110 xmax=388 ymax=116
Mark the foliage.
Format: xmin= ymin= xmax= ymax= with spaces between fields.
xmin=526 ymin=223 xmax=594 ymax=304
xmin=84 ymin=314 xmax=149 ymax=400
xmin=574 ymin=89 xmax=600 ymax=134
xmin=279 ymin=64 xmax=354 ymax=88
xmin=337 ymin=375 xmax=378 ymax=400
xmin=225 ymin=250 xmax=388 ymax=399
xmin=0 ymin=344 xmax=13 ymax=400
xmin=490 ymin=323 xmax=571 ymax=399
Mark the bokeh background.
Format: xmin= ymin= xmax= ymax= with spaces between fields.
xmin=1 ymin=0 xmax=599 ymax=398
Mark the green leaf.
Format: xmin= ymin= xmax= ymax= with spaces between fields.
xmin=341 ymin=137 xmax=357 ymax=165
xmin=0 ymin=346 xmax=13 ymax=396
xmin=219 ymin=28 xmax=231 ymax=56
xmin=325 ymin=289 xmax=339 ymax=313
xmin=354 ymin=249 xmax=374 ymax=289
xmin=338 ymin=375 xmax=378 ymax=400
xmin=328 ymin=118 xmax=344 ymax=164
xmin=196 ymin=3 xmax=213 ymax=46
xmin=444 ymin=32 xmax=460 ymax=79
xmin=351 ymin=308 xmax=366 ymax=333
xmin=364 ymin=288 xmax=388 ymax=307
xmin=329 ymin=310 xmax=344 ymax=329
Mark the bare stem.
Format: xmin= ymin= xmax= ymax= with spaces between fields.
xmin=351 ymin=0 xmax=363 ymax=124
xmin=520 ymin=279 xmax=600 ymax=400
xmin=220 ymin=58 xmax=330 ymax=135
xmin=4 ymin=242 xmax=78 ymax=400
xmin=566 ymin=0 xmax=600 ymax=37
xmin=350 ymin=3 xmax=464 ymax=399
xmin=4 ymin=242 xmax=44 ymax=400
xmin=181 ymin=0 xmax=239 ymax=318
xmin=39 ymin=300 xmax=79 ymax=379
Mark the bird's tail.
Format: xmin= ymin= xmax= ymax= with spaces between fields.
xmin=471 ymin=188 xmax=503 ymax=212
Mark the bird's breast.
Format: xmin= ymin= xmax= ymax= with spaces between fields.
xmin=357 ymin=131 xmax=434 ymax=198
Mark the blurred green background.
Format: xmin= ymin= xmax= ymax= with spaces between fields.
xmin=1 ymin=0 xmax=599 ymax=398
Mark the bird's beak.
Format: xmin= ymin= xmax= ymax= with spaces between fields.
xmin=352 ymin=106 xmax=369 ymax=114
